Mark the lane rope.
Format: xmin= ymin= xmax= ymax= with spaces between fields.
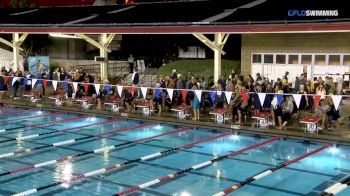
xmin=0 ymin=118 xmax=122 ymax=144
xmin=0 ymin=109 xmax=37 ymax=117
xmin=0 ymin=106 xmax=14 ymax=111
xmin=12 ymin=130 xmax=236 ymax=196
xmin=0 ymin=114 xmax=90 ymax=133
xmin=114 ymin=136 xmax=281 ymax=196
xmin=0 ymin=111 xmax=65 ymax=124
xmin=319 ymin=175 xmax=350 ymax=196
xmin=0 ymin=122 xmax=156 ymax=159
xmin=213 ymin=143 xmax=332 ymax=196
xmin=0 ymin=126 xmax=192 ymax=177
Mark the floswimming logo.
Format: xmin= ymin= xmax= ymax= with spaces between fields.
xmin=288 ymin=10 xmax=338 ymax=17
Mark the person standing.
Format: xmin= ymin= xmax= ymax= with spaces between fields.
xmin=128 ymin=54 xmax=134 ymax=73
xmin=132 ymin=69 xmax=140 ymax=86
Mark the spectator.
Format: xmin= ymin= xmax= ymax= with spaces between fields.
xmin=296 ymin=85 xmax=309 ymax=120
xmin=128 ymin=54 xmax=134 ymax=73
xmin=170 ymin=69 xmax=177 ymax=80
xmin=314 ymin=98 xmax=330 ymax=130
xmin=132 ymin=69 xmax=140 ymax=86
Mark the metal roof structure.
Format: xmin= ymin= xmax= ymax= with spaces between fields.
xmin=0 ymin=0 xmax=349 ymax=33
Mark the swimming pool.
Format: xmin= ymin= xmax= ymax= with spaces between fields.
xmin=0 ymin=107 xmax=350 ymax=196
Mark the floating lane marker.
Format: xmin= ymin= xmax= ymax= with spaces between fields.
xmin=0 ymin=118 xmax=122 ymax=143
xmin=12 ymin=130 xmax=236 ymax=196
xmin=0 ymin=111 xmax=65 ymax=124
xmin=114 ymin=136 xmax=281 ymax=196
xmin=320 ymin=175 xmax=350 ymax=196
xmin=0 ymin=122 xmax=155 ymax=159
xmin=212 ymin=143 xmax=332 ymax=196
xmin=0 ymin=126 xmax=192 ymax=177
xmin=0 ymin=106 xmax=14 ymax=111
xmin=1 ymin=114 xmax=90 ymax=133
xmin=0 ymin=109 xmax=37 ymax=117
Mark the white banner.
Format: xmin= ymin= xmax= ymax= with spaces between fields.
xmin=194 ymin=90 xmax=202 ymax=102
xmin=52 ymin=80 xmax=58 ymax=92
xmin=31 ymin=79 xmax=37 ymax=89
xmin=72 ymin=82 xmax=78 ymax=93
xmin=224 ymin=91 xmax=232 ymax=105
xmin=11 ymin=77 xmax=18 ymax=86
xmin=332 ymin=95 xmax=342 ymax=111
xmin=292 ymin=94 xmax=302 ymax=109
xmin=94 ymin=84 xmax=101 ymax=95
xmin=141 ymin=87 xmax=147 ymax=99
xmin=257 ymin=93 xmax=266 ymax=107
xmin=117 ymin=85 xmax=123 ymax=97
xmin=167 ymin=89 xmax=174 ymax=101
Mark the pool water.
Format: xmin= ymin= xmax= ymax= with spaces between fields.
xmin=0 ymin=107 xmax=350 ymax=196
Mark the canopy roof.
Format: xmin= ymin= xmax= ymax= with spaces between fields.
xmin=0 ymin=0 xmax=349 ymax=33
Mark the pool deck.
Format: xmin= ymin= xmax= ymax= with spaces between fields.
xmin=1 ymin=99 xmax=350 ymax=146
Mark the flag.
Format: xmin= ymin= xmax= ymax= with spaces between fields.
xmin=83 ymin=83 xmax=89 ymax=93
xmin=2 ymin=76 xmax=9 ymax=85
xmin=11 ymin=77 xmax=18 ymax=86
xmin=117 ymin=85 xmax=123 ymax=96
xmin=292 ymin=94 xmax=302 ymax=109
xmin=42 ymin=80 xmax=47 ymax=88
xmin=94 ymin=84 xmax=101 ymax=95
xmin=257 ymin=93 xmax=266 ymax=107
xmin=181 ymin=90 xmax=187 ymax=102
xmin=241 ymin=91 xmax=249 ymax=103
xmin=31 ymin=79 xmax=37 ymax=89
xmin=129 ymin=86 xmax=135 ymax=97
xmin=52 ymin=80 xmax=58 ymax=91
xmin=22 ymin=77 xmax=27 ymax=87
xmin=209 ymin=91 xmax=216 ymax=103
xmin=63 ymin=81 xmax=68 ymax=91
xmin=155 ymin=88 xmax=160 ymax=98
xmin=141 ymin=87 xmax=147 ymax=99
xmin=194 ymin=90 xmax=202 ymax=102
xmin=72 ymin=82 xmax=78 ymax=93
xmin=106 ymin=84 xmax=111 ymax=94
xmin=313 ymin=95 xmax=321 ymax=108
xmin=332 ymin=95 xmax=342 ymax=111
xmin=167 ymin=89 xmax=174 ymax=101
xmin=224 ymin=91 xmax=232 ymax=105
xmin=277 ymin=94 xmax=283 ymax=105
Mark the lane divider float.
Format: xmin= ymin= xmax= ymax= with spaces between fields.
xmin=320 ymin=175 xmax=350 ymax=196
xmin=0 ymin=126 xmax=192 ymax=177
xmin=0 ymin=106 xmax=14 ymax=111
xmin=1 ymin=114 xmax=90 ymax=133
xmin=0 ymin=118 xmax=122 ymax=144
xmin=12 ymin=130 xmax=236 ymax=196
xmin=114 ymin=136 xmax=281 ymax=196
xmin=0 ymin=109 xmax=37 ymax=117
xmin=213 ymin=143 xmax=332 ymax=196
xmin=0 ymin=122 xmax=156 ymax=159
xmin=0 ymin=111 xmax=65 ymax=124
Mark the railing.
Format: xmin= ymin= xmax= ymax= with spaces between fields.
xmin=69 ymin=61 xmax=130 ymax=78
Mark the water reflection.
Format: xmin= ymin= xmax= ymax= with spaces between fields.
xmin=54 ymin=161 xmax=73 ymax=188
xmin=16 ymin=130 xmax=24 ymax=149
xmin=101 ymin=138 xmax=110 ymax=164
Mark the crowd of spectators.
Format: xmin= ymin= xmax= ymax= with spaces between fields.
xmin=0 ymin=67 xmax=346 ymax=131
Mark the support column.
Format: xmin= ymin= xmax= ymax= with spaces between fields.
xmin=193 ymin=33 xmax=228 ymax=85
xmin=214 ymin=33 xmax=223 ymax=85
xmin=12 ymin=33 xmax=20 ymax=71
xmin=99 ymin=33 xmax=108 ymax=81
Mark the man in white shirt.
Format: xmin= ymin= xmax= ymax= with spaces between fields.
xmin=128 ymin=54 xmax=134 ymax=73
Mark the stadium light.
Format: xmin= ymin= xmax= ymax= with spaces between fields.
xmin=49 ymin=33 xmax=80 ymax=39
